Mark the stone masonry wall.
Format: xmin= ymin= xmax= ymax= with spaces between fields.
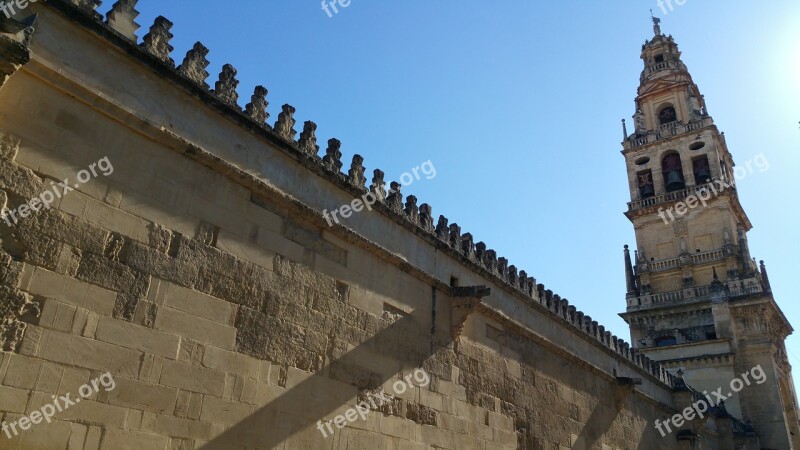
xmin=0 ymin=1 xmax=688 ymax=449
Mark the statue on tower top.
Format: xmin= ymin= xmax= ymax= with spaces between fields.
xmin=651 ymin=12 xmax=662 ymax=36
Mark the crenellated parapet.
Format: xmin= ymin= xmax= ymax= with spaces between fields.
xmin=39 ymin=0 xmax=675 ymax=388
xmin=104 ymin=0 xmax=139 ymax=41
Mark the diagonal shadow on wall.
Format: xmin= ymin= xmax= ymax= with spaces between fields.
xmin=200 ymin=286 xmax=488 ymax=449
xmin=572 ymin=384 xmax=634 ymax=450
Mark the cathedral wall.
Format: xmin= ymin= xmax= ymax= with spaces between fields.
xmin=0 ymin=2 xmax=687 ymax=449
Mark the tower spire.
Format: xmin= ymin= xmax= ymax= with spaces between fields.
xmin=624 ymin=245 xmax=637 ymax=295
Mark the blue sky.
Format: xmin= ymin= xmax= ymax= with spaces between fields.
xmin=120 ymin=1 xmax=799 ymax=388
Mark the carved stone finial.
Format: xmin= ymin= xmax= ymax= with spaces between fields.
xmin=404 ymin=195 xmax=419 ymax=224
xmin=106 ymin=0 xmax=140 ymax=41
xmin=507 ymin=265 xmax=518 ymax=285
xmin=273 ymin=104 xmax=297 ymax=141
xmin=140 ymin=16 xmax=174 ymax=67
xmin=347 ymin=154 xmax=366 ymax=188
xmin=435 ymin=216 xmax=449 ymax=242
xmin=419 ymin=204 xmax=433 ymax=232
xmin=485 ymin=250 xmax=497 ymax=273
xmin=461 ymin=233 xmax=475 ymax=260
xmin=475 ymin=242 xmax=486 ymax=266
xmin=68 ymin=0 xmax=102 ymax=19
xmin=448 ymin=224 xmax=462 ymax=250
xmin=178 ymin=42 xmax=210 ymax=88
xmin=386 ymin=182 xmax=403 ymax=212
xmin=245 ymin=86 xmax=269 ymax=126
xmin=370 ymin=169 xmax=386 ymax=201
xmin=497 ymin=257 xmax=508 ymax=279
xmin=551 ymin=294 xmax=561 ymax=314
xmin=214 ymin=64 xmax=239 ymax=108
xmin=298 ymin=121 xmax=320 ymax=157
xmin=323 ymin=138 xmax=343 ymax=173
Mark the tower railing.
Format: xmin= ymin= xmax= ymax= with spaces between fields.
xmin=692 ymin=249 xmax=725 ymax=265
xmin=640 ymin=60 xmax=686 ymax=80
xmin=627 ymin=279 xmax=766 ymax=310
xmin=642 ymin=249 xmax=728 ymax=273
xmin=624 ymin=117 xmax=713 ymax=149
xmin=628 ymin=179 xmax=731 ymax=212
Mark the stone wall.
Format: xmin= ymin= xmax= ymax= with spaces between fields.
xmin=0 ymin=1 xmax=730 ymax=449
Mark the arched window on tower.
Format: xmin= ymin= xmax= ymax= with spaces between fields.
xmin=692 ymin=156 xmax=712 ymax=185
xmin=658 ymin=106 xmax=677 ymax=125
xmin=662 ymin=153 xmax=685 ymax=192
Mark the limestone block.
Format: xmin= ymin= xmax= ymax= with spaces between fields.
xmin=282 ymin=417 xmax=336 ymax=450
xmin=223 ymin=373 xmax=243 ymax=400
xmin=160 ymin=360 xmax=225 ymax=396
xmin=485 ymin=443 xmax=512 ymax=450
xmin=160 ymin=283 xmax=233 ymax=324
xmin=71 ymin=307 xmax=90 ymax=335
xmin=60 ymin=190 xmax=151 ymax=244
xmin=420 ymin=424 xmax=452 ymax=449
xmin=202 ymin=345 xmax=260 ymax=378
xmin=68 ymin=422 xmax=88 ymax=450
xmin=24 ymin=208 xmax=109 ymax=255
xmin=493 ymin=427 xmax=517 ymax=447
xmin=0 ymin=160 xmax=43 ymax=199
xmin=249 ymin=381 xmax=286 ymax=407
xmin=124 ymin=242 xmax=199 ymax=290
xmin=452 ymin=432 xmax=485 ymax=450
xmin=38 ymin=299 xmax=78 ymax=332
xmin=177 ymin=339 xmax=205 ymax=365
xmin=17 ymin=324 xmax=43 ymax=357
xmin=125 ymin=409 xmax=143 ymax=430
xmin=75 ymin=252 xmax=150 ymax=300
xmin=216 ymin=230 xmax=277 ymax=275
xmin=36 ymin=362 xmax=62 ymax=393
xmin=95 ymin=316 xmax=180 ymax=359
xmin=106 ymin=376 xmax=179 ymax=414
xmin=486 ymin=411 xmax=514 ymax=430
xmin=419 ymin=388 xmax=444 ymax=411
xmin=468 ymin=420 xmax=494 ymax=441
xmin=0 ymin=385 xmax=29 ymax=413
xmin=24 ymin=268 xmax=117 ymax=316
xmin=140 ymin=411 xmax=213 ymax=440
xmin=174 ymin=390 xmax=191 ymax=418
xmin=154 ymin=307 xmax=235 ymax=350
xmin=138 ymin=354 xmax=165 ymax=384
xmin=199 ymin=395 xmax=254 ymax=425
xmin=16 ymin=419 xmax=72 ymax=450
xmin=84 ymin=426 xmax=102 ymax=450
xmin=439 ymin=413 xmax=467 ymax=433
xmin=380 ymin=415 xmax=417 ymax=441
xmin=100 ymin=428 xmax=170 ymax=450
xmin=38 ymin=330 xmax=141 ymax=378
xmin=187 ymin=392 xmax=203 ymax=420
xmin=3 ymin=353 xmax=40 ymax=390
xmin=385 ymin=438 xmax=428 ymax=450
xmin=340 ymin=428 xmax=383 ymax=450
xmin=58 ymin=400 xmax=129 ymax=428
xmin=256 ymin=227 xmax=306 ymax=265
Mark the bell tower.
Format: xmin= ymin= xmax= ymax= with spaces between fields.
xmin=619 ymin=17 xmax=800 ymax=448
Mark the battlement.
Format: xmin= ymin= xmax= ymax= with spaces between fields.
xmin=23 ymin=0 xmax=678 ymax=389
